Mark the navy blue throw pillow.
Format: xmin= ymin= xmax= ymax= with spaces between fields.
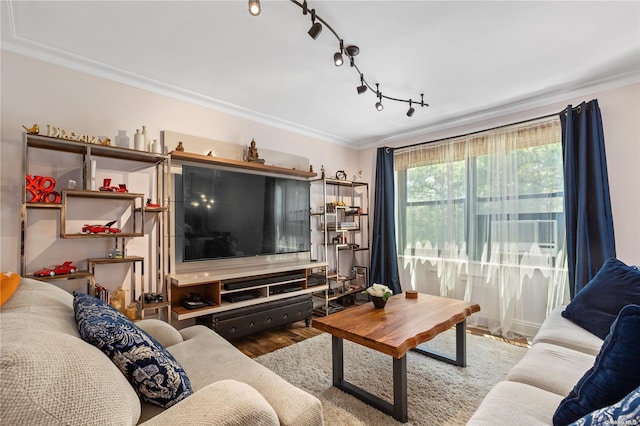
xmin=73 ymin=292 xmax=192 ymax=408
xmin=553 ymin=304 xmax=640 ymax=425
xmin=562 ymin=258 xmax=640 ymax=339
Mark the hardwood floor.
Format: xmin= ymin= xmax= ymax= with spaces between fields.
xmin=230 ymin=320 xmax=323 ymax=358
xmin=230 ymin=318 xmax=529 ymax=358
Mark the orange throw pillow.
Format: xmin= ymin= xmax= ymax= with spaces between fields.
xmin=0 ymin=272 xmax=21 ymax=306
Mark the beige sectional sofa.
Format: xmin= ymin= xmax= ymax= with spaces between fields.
xmin=0 ymin=277 xmax=323 ymax=426
xmin=468 ymin=305 xmax=604 ymax=425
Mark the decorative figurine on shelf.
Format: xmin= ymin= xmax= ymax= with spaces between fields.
xmin=99 ymin=178 xmax=128 ymax=192
xmin=321 ymin=165 xmax=325 ymax=178
xmin=32 ymin=261 xmax=78 ymax=277
xmin=175 ymin=141 xmax=185 ymax=151
xmin=22 ymin=124 xmax=40 ymax=135
xmin=207 ymin=150 xmax=213 ymax=156
xmin=247 ymin=139 xmax=265 ymax=163
xmin=82 ymin=220 xmax=121 ymax=234
xmin=25 ymin=174 xmax=60 ymax=203
xmin=99 ymin=137 xmax=111 ymax=146
xmin=309 ymin=165 xmax=314 ymax=173
xmin=353 ymin=169 xmax=363 ymax=181
xmin=146 ymin=198 xmax=161 ymax=208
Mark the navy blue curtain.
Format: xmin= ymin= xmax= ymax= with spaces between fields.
xmin=370 ymin=147 xmax=401 ymax=294
xmin=560 ymin=99 xmax=616 ymax=298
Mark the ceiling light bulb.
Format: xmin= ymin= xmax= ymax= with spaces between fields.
xmin=248 ymin=0 xmax=261 ymax=16
xmin=334 ymin=52 xmax=343 ymax=66
xmin=376 ymin=101 xmax=384 ymax=111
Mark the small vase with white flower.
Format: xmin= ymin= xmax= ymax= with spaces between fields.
xmin=362 ymin=284 xmax=393 ymax=309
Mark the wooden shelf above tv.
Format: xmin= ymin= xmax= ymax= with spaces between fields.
xmin=170 ymin=151 xmax=317 ymax=178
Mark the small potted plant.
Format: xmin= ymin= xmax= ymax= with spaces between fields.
xmin=362 ymin=283 xmax=393 ymax=309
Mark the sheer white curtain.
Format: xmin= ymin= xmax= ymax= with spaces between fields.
xmin=395 ymin=117 xmax=569 ymax=339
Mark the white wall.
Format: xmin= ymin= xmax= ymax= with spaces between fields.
xmin=2 ymin=50 xmax=638 ymax=275
xmin=0 ymin=51 xmax=362 ymax=272
xmin=362 ymin=82 xmax=640 ymax=266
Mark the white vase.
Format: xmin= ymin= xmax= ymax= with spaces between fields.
xmin=142 ymin=125 xmax=149 ymax=151
xmin=115 ymin=130 xmax=129 ymax=149
xmin=134 ymin=129 xmax=144 ymax=151
xmin=152 ymin=139 xmax=162 ymax=153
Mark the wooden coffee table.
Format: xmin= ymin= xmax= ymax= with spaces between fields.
xmin=312 ymin=293 xmax=480 ymax=423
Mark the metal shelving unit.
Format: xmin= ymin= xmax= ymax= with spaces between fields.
xmin=309 ymin=177 xmax=369 ymax=315
xmin=20 ymin=133 xmax=171 ymax=322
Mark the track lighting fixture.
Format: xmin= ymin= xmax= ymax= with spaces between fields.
xmin=248 ymin=0 xmax=261 ymax=16
xmin=357 ymin=74 xmax=367 ymax=94
xmin=308 ymin=9 xmax=322 ymax=39
xmin=251 ymin=0 xmax=429 ymax=117
xmin=407 ymin=100 xmax=415 ymax=117
xmin=334 ymin=40 xmax=344 ymax=66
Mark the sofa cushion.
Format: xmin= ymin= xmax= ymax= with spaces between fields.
xmin=73 ymin=292 xmax=193 ymax=408
xmin=0 ymin=272 xmax=21 ymax=306
xmin=141 ymin=380 xmax=280 ymax=426
xmin=166 ymin=325 xmax=324 ymax=426
xmin=467 ymin=380 xmax=564 ymax=425
xmin=553 ymin=304 xmax=640 ymax=425
xmin=562 ymin=257 xmax=640 ymax=339
xmin=506 ymin=342 xmax=596 ymax=397
xmin=1 ymin=279 xmax=141 ymax=425
xmin=570 ymin=385 xmax=640 ymax=426
xmin=532 ymin=306 xmax=603 ymax=356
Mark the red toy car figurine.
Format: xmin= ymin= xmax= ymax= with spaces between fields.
xmin=82 ymin=220 xmax=121 ymax=234
xmin=33 ymin=261 xmax=78 ymax=277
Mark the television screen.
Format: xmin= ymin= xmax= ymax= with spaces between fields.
xmin=176 ymin=165 xmax=310 ymax=262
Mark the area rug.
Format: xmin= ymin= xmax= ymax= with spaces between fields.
xmin=255 ymin=331 xmax=527 ymax=425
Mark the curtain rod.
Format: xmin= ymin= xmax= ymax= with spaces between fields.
xmin=394 ymin=109 xmax=563 ymax=152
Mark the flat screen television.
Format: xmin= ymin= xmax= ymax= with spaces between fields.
xmin=174 ymin=165 xmax=310 ymax=263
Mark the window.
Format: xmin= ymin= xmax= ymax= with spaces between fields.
xmin=394 ymin=117 xmax=568 ymax=338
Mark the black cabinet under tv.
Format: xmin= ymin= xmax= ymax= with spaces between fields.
xmin=196 ymin=293 xmax=313 ymax=340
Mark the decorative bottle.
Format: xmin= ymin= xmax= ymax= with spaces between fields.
xmin=142 ymin=125 xmax=149 ymax=151
xmin=152 ymin=139 xmax=162 ymax=153
xmin=115 ymin=130 xmax=129 ymax=149
xmin=134 ymin=129 xmax=144 ymax=151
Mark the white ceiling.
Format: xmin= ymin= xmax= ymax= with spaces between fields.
xmin=2 ymin=1 xmax=640 ymax=149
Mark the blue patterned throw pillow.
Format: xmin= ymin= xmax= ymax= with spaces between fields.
xmin=73 ymin=292 xmax=192 ymax=408
xmin=570 ymin=385 xmax=640 ymax=425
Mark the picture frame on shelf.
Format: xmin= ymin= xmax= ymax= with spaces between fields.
xmin=353 ymin=266 xmax=368 ymax=288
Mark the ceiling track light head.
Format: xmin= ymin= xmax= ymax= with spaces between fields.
xmin=248 ymin=0 xmax=261 ymax=16
xmin=375 ymin=84 xmax=383 ymax=111
xmin=407 ymin=99 xmax=415 ymax=117
xmin=308 ymin=9 xmax=322 ymax=39
xmin=345 ymin=45 xmax=359 ymax=57
xmin=334 ymin=51 xmax=343 ymax=66
xmin=357 ymin=73 xmax=367 ymax=94
xmin=334 ymin=39 xmax=344 ymax=66
xmin=308 ymin=22 xmax=322 ymax=39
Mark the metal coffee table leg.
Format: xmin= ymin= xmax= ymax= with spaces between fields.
xmin=412 ymin=319 xmax=467 ymax=367
xmin=331 ymin=335 xmax=409 ymax=423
